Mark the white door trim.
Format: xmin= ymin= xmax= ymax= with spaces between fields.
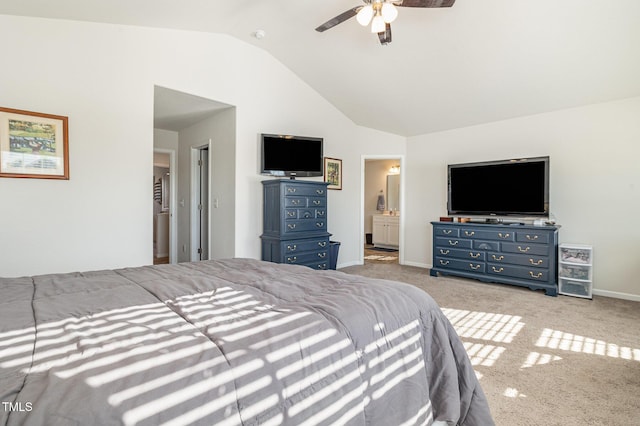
xmin=190 ymin=140 xmax=213 ymax=261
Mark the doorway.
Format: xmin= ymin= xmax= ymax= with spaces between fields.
xmin=191 ymin=143 xmax=211 ymax=261
xmin=361 ymin=156 xmax=405 ymax=265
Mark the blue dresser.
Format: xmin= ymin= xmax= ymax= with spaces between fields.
xmin=261 ymin=180 xmax=330 ymax=270
xmin=430 ymin=221 xmax=560 ymax=296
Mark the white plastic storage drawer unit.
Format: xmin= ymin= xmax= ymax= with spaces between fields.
xmin=558 ymin=244 xmax=593 ymax=299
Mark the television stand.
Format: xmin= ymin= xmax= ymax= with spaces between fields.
xmin=430 ymin=221 xmax=560 ymax=296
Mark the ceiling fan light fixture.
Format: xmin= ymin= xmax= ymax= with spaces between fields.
xmin=381 ymin=2 xmax=398 ymax=23
xmin=356 ymin=5 xmax=374 ymax=26
xmin=370 ymin=14 xmax=386 ymax=33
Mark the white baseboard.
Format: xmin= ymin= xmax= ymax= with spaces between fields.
xmin=592 ymin=289 xmax=640 ymax=302
xmin=402 ymin=260 xmax=430 ymax=269
xmin=337 ymin=260 xmax=363 ymax=269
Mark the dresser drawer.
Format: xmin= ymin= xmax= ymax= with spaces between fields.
xmin=283 ymin=184 xmax=327 ymax=197
xmin=433 ymin=226 xmax=459 ymax=237
xmin=284 ymin=197 xmax=306 ymax=207
xmin=487 ymin=252 xmax=549 ymax=268
xmin=501 ymin=242 xmax=549 ymax=256
xmin=305 ymin=261 xmax=329 ymax=270
xmin=435 ymin=237 xmax=472 ymax=249
xmin=435 ymin=257 xmax=485 ymax=273
xmin=306 ymin=197 xmax=326 ymax=208
xmin=285 ymin=250 xmax=329 ymax=265
xmin=472 ymin=240 xmax=500 ymax=251
xmin=436 ymin=247 xmax=485 ymax=261
xmin=283 ymin=220 xmax=327 ymax=234
xmin=462 ymin=228 xmax=515 ymax=241
xmin=284 ymin=237 xmax=330 ymax=253
xmin=516 ymin=231 xmax=550 ymax=244
xmin=487 ymin=264 xmax=550 ymax=283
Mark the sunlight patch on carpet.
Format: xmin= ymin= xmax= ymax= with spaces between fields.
xmin=463 ymin=342 xmax=505 ymax=367
xmin=441 ymin=308 xmax=524 ymax=344
xmin=535 ymin=328 xmax=640 ymax=361
xmin=364 ymin=255 xmax=398 ymax=261
xmin=520 ymin=351 xmax=562 ymax=369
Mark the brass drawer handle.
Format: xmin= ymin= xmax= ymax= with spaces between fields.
xmin=287 ymin=256 xmax=297 ymax=263
xmin=498 ymin=233 xmax=510 ymax=239
xmin=316 ymin=222 xmax=324 ymax=228
xmin=287 ymin=224 xmax=296 ymax=230
xmin=318 ymin=241 xmax=327 ymax=247
xmin=443 ymin=229 xmax=452 ymax=235
xmin=492 ymin=255 xmax=505 ymax=261
xmin=291 ymin=200 xmax=300 ymax=205
xmin=439 ymin=260 xmax=450 ymax=265
xmin=439 ymin=249 xmax=450 ymax=255
xmin=287 ymin=211 xmax=296 ymax=217
xmin=318 ymin=264 xmax=327 ymax=270
xmin=469 ymin=252 xmax=481 ymax=259
xmin=448 ymin=240 xmax=459 ymax=246
xmin=518 ymin=246 xmax=530 ymax=253
xmin=529 ymin=271 xmax=543 ymax=279
xmin=287 ymin=187 xmax=297 ymax=193
xmin=303 ymin=212 xmax=312 ymax=218
xmin=316 ymin=189 xmax=324 ymax=195
xmin=492 ymin=266 xmax=504 ymax=273
xmin=313 ymin=200 xmax=321 ymax=205
xmin=317 ymin=211 xmax=325 ymax=216
xmin=464 ymin=231 xmax=475 ymax=236
xmin=318 ymin=252 xmax=327 ymax=258
xmin=526 ymin=235 xmax=539 ymax=240
xmin=286 ymin=244 xmax=297 ymax=251
xmin=529 ymin=258 xmax=543 ymax=265
xmin=469 ymin=263 xmax=481 ymax=270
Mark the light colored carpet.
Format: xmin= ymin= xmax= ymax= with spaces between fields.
xmin=339 ymin=263 xmax=640 ymax=426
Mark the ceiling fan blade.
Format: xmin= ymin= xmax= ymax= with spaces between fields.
xmin=377 ymin=23 xmax=392 ymax=45
xmin=315 ymin=6 xmax=360 ymax=32
xmin=396 ymin=0 xmax=456 ymax=7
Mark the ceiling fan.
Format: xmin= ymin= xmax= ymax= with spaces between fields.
xmin=315 ymin=0 xmax=455 ymax=45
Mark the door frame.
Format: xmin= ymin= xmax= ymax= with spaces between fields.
xmin=153 ymin=148 xmax=177 ymax=264
xmin=190 ymin=140 xmax=212 ymax=261
xmin=360 ymin=154 xmax=406 ymax=264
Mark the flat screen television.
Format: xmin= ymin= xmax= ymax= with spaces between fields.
xmin=448 ymin=156 xmax=549 ymax=217
xmin=261 ymin=133 xmax=323 ymax=178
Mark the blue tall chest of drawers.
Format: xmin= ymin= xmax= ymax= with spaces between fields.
xmin=261 ymin=179 xmax=331 ymax=270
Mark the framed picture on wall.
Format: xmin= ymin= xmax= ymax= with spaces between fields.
xmin=324 ymin=157 xmax=342 ymax=190
xmin=0 ymin=107 xmax=69 ymax=179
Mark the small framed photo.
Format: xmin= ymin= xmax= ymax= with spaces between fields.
xmin=324 ymin=157 xmax=342 ymax=190
xmin=0 ymin=107 xmax=69 ymax=179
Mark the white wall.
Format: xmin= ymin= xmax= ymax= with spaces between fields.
xmin=0 ymin=15 xmax=405 ymax=276
xmin=405 ymin=97 xmax=640 ymax=299
xmin=177 ymin=107 xmax=236 ymax=262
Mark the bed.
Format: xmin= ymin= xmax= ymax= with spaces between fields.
xmin=1 ymin=258 xmax=493 ymax=425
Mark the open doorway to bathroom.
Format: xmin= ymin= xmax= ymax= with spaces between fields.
xmin=362 ymin=157 xmax=404 ymax=265
xmin=153 ymin=150 xmax=174 ymax=264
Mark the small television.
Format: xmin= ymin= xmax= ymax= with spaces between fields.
xmin=261 ymin=133 xmax=323 ymax=178
xmin=448 ymin=156 xmax=549 ymax=217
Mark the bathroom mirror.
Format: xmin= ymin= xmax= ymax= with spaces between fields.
xmin=386 ymin=174 xmax=400 ymax=213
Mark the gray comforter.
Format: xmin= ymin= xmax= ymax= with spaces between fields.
xmin=1 ymin=258 xmax=493 ymax=425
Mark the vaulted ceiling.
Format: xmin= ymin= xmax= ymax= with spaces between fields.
xmin=2 ymin=0 xmax=639 ymax=136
